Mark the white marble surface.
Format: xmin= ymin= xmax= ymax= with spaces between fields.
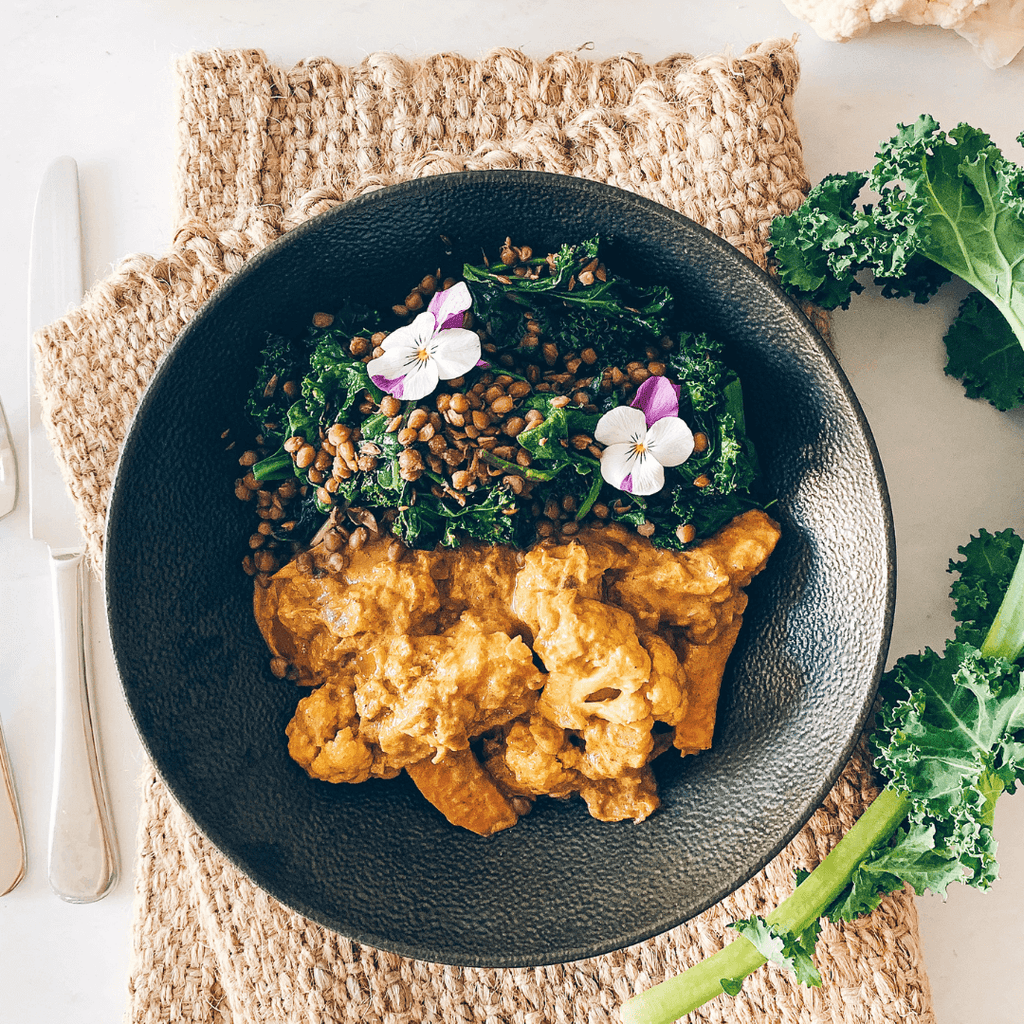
xmin=2 ymin=2 xmax=1023 ymax=1022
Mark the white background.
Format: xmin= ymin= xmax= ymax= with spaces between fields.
xmin=2 ymin=2 xmax=1023 ymax=1022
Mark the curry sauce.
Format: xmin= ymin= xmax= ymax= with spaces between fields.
xmin=254 ymin=509 xmax=780 ymax=835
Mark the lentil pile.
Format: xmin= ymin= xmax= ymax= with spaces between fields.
xmin=231 ymin=237 xmax=764 ymax=588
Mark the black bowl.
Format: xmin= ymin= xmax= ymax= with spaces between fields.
xmin=105 ymin=171 xmax=894 ymax=967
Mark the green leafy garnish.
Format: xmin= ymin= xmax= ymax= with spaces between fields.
xmin=770 ymin=115 xmax=1024 ymax=409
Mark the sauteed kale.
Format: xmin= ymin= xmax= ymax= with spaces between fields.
xmin=234 ymin=237 xmax=767 ymax=572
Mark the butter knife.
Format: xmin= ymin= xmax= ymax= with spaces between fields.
xmin=28 ymin=156 xmax=119 ymax=903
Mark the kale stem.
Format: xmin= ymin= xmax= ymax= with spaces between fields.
xmin=980 ymin=542 xmax=1024 ymax=662
xmin=252 ymin=448 xmax=296 ymax=483
xmin=620 ymin=786 xmax=911 ymax=1024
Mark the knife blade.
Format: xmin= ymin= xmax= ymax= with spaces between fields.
xmin=28 ymin=156 xmax=119 ymax=903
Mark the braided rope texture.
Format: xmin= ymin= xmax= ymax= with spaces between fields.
xmin=33 ymin=41 xmax=931 ymax=1022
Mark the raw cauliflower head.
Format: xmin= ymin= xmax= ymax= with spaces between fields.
xmin=782 ymin=0 xmax=1024 ymax=69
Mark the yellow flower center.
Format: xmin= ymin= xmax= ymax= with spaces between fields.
xmin=632 ymin=441 xmax=648 ymax=457
xmin=415 ymin=346 xmax=431 ymax=363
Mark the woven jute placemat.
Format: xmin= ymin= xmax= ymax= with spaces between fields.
xmin=35 ymin=41 xmax=933 ymax=1024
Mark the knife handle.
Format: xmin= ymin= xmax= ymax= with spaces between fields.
xmin=46 ymin=550 xmax=119 ymax=902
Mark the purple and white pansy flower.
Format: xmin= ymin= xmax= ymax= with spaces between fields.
xmin=367 ymin=282 xmax=481 ymax=401
xmin=594 ymin=375 xmax=695 ymax=495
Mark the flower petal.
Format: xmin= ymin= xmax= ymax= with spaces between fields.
xmin=366 ymin=344 xmax=413 ymax=382
xmin=646 ymin=416 xmax=695 ymax=467
xmin=594 ymin=405 xmax=647 ymax=446
xmin=370 ymin=371 xmax=408 ymax=398
xmin=429 ymin=328 xmax=483 ymax=380
xmin=380 ymin=312 xmax=435 ymax=354
xmin=632 ymin=375 xmax=681 ymax=427
xmin=428 ymin=281 xmax=473 ymax=332
xmin=599 ymin=442 xmax=638 ymax=489
xmin=387 ymin=358 xmax=439 ymax=401
xmin=625 ymin=452 xmax=665 ymax=495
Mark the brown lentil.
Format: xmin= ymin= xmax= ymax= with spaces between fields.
xmin=254 ymin=550 xmax=278 ymax=573
xmin=327 ymin=424 xmax=350 ymax=446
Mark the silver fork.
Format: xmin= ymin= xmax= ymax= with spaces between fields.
xmin=0 ymin=396 xmax=26 ymax=895
xmin=0 ymin=396 xmax=15 ymax=518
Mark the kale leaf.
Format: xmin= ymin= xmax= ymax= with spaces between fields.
xmin=463 ymin=237 xmax=674 ymax=361
xmin=944 ymin=292 xmax=1024 ymax=411
xmin=769 ymin=115 xmax=1024 ymax=409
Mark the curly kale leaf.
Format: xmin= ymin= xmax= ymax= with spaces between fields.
xmin=949 ymin=529 xmax=1024 ymax=652
xmin=825 ymin=532 xmax=1024 ymax=922
xmin=247 ymin=332 xmax=314 ymax=432
xmin=768 ymin=171 xmax=873 ymax=309
xmin=247 ymin=298 xmax=387 ymax=434
xmin=391 ymin=486 xmax=521 ymax=550
xmin=514 ymin=395 xmax=601 ymax=477
xmin=463 ymin=237 xmax=673 ymax=359
xmin=865 ymin=642 xmax=1024 ymax=898
xmin=944 ymin=291 xmax=1024 ymax=411
xmin=770 ymin=115 xmax=1024 ymax=409
xmin=303 ymin=327 xmax=383 ymax=428
xmin=252 ymin=401 xmax=319 ymax=484
xmin=329 ymin=412 xmax=405 ymax=511
xmin=728 ymin=916 xmax=822 ymax=989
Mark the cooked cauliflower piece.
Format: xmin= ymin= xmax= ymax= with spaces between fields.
xmin=258 ymin=510 xmax=780 ymax=831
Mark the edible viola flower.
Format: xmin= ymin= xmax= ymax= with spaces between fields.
xmin=594 ymin=375 xmax=695 ymax=495
xmin=367 ymin=282 xmax=481 ymax=401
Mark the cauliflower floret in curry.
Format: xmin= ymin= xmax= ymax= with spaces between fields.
xmin=254 ymin=509 xmax=780 ymax=835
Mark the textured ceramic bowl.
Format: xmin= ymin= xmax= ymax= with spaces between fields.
xmin=105 ymin=171 xmax=894 ymax=968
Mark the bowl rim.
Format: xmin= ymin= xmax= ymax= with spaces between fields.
xmin=104 ymin=169 xmax=896 ymax=966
